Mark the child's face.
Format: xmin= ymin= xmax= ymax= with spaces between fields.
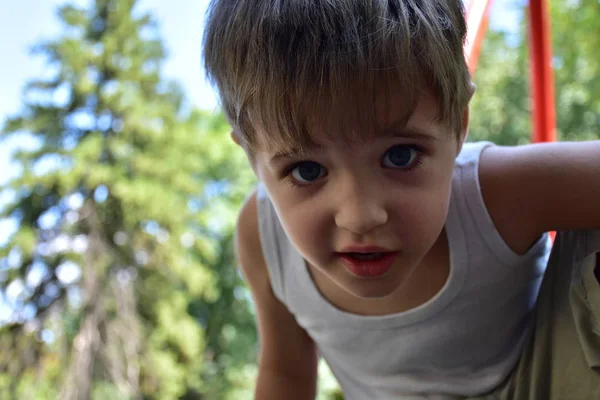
xmin=251 ymin=90 xmax=467 ymax=299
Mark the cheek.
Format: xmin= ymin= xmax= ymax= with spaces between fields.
xmin=393 ymin=179 xmax=452 ymax=244
xmin=272 ymin=200 xmax=331 ymax=259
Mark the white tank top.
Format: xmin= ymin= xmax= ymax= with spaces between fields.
xmin=256 ymin=141 xmax=552 ymax=399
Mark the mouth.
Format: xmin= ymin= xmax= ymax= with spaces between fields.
xmin=345 ymin=252 xmax=388 ymax=261
xmin=336 ymin=251 xmax=400 ymax=278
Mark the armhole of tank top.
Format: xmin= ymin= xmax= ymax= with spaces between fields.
xmin=256 ymin=185 xmax=287 ymax=303
xmin=589 ymin=230 xmax=600 ymax=254
xmin=459 ymin=142 xmax=549 ymax=266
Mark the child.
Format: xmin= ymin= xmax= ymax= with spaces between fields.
xmin=203 ymin=1 xmax=600 ymax=399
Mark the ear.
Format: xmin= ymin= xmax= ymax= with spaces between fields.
xmin=454 ymin=81 xmax=475 ymax=155
xmin=468 ymin=80 xmax=477 ymax=101
xmin=231 ymin=131 xmax=242 ymax=147
xmin=461 ymin=105 xmax=470 ymax=143
xmin=460 ymin=81 xmax=476 ymax=144
xmin=231 ymin=131 xmax=260 ymax=176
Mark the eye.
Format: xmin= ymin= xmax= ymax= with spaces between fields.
xmin=382 ymin=145 xmax=420 ymax=169
xmin=290 ymin=161 xmax=325 ymax=184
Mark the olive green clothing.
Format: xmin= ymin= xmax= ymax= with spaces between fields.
xmin=471 ymin=230 xmax=600 ymax=400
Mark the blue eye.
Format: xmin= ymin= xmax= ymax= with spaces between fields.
xmin=382 ymin=146 xmax=419 ymax=168
xmin=291 ymin=161 xmax=325 ymax=183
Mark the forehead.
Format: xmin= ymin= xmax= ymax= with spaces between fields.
xmin=255 ymin=87 xmax=446 ymax=156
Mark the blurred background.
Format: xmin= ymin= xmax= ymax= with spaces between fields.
xmin=0 ymin=0 xmax=598 ymax=399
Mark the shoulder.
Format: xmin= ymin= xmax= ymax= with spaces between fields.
xmin=235 ymin=190 xmax=319 ymax=386
xmin=455 ymin=141 xmax=493 ymax=167
xmin=478 ymin=144 xmax=543 ymax=255
xmin=236 ymin=189 xmax=259 ymax=255
xmin=235 ymin=189 xmax=270 ymax=289
xmin=478 ymin=140 xmax=600 ymax=254
xmin=479 ymin=140 xmax=600 ymax=250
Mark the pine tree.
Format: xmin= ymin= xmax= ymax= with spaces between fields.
xmin=0 ymin=1 xmax=255 ymax=398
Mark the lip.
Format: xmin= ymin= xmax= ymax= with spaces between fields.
xmin=336 ymin=251 xmax=400 ymax=278
xmin=338 ymin=245 xmax=391 ymax=253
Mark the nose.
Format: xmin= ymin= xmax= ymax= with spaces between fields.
xmin=334 ymin=181 xmax=388 ymax=235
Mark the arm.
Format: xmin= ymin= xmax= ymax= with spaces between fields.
xmin=235 ymin=190 xmax=319 ymax=400
xmin=480 ymin=140 xmax=600 ymax=254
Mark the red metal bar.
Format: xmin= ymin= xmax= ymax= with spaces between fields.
xmin=528 ymin=0 xmax=557 ymax=143
xmin=464 ymin=0 xmax=494 ymax=74
xmin=528 ymin=0 xmax=558 ymax=241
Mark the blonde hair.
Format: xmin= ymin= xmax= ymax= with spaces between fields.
xmin=203 ymin=0 xmax=471 ymax=152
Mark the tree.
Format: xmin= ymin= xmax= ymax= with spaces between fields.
xmin=0 ymin=0 xmax=256 ymax=398
xmin=469 ymin=0 xmax=600 ymax=144
xmin=549 ymin=0 xmax=600 ymax=142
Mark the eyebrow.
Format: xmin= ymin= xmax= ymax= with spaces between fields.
xmin=268 ymin=126 xmax=438 ymax=165
xmin=381 ymin=125 xmax=439 ymax=142
xmin=269 ymin=143 xmax=325 ymax=165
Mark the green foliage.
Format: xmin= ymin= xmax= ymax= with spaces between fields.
xmin=0 ymin=0 xmax=255 ymax=399
xmin=470 ymin=0 xmax=600 ymax=144
xmin=469 ymin=20 xmax=530 ymax=144
xmin=550 ymin=0 xmax=600 ymax=141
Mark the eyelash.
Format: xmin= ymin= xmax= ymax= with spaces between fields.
xmin=282 ymin=163 xmax=318 ymax=188
xmin=283 ymin=176 xmax=304 ymax=189
xmin=282 ymin=145 xmax=425 ymax=188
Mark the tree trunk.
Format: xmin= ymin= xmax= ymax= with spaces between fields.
xmin=59 ymin=200 xmax=107 ymax=400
